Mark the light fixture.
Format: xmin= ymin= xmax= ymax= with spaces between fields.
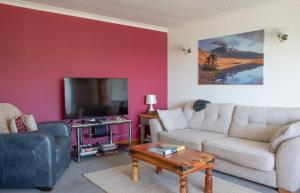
xmin=182 ymin=48 xmax=191 ymax=54
xmin=277 ymin=33 xmax=288 ymax=43
xmin=146 ymin=94 xmax=157 ymax=114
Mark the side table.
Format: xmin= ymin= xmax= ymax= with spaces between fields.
xmin=139 ymin=113 xmax=159 ymax=144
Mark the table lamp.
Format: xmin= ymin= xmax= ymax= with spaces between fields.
xmin=146 ymin=94 xmax=157 ymax=114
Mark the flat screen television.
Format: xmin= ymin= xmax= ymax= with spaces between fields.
xmin=64 ymin=78 xmax=128 ymax=119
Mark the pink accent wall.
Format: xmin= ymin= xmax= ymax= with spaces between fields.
xmin=0 ymin=4 xmax=167 ymax=141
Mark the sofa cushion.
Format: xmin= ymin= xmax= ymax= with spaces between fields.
xmin=229 ymin=105 xmax=300 ymax=142
xmin=183 ymin=101 xmax=194 ymax=122
xmin=158 ymin=129 xmax=226 ymax=151
xmin=157 ymin=108 xmax=188 ymax=132
xmin=203 ymin=137 xmax=275 ymax=171
xmin=188 ymin=103 xmax=235 ymax=134
xmin=270 ymin=121 xmax=300 ymax=153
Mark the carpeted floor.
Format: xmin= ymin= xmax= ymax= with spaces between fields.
xmin=0 ymin=152 xmax=298 ymax=193
xmin=85 ymin=163 xmax=261 ymax=193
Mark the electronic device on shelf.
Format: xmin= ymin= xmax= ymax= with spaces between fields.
xmin=80 ymin=118 xmax=104 ymax=124
xmin=64 ymin=77 xmax=128 ymax=120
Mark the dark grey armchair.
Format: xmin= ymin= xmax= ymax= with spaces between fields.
xmin=0 ymin=103 xmax=71 ymax=191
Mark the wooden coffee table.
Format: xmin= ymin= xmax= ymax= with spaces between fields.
xmin=130 ymin=142 xmax=215 ymax=193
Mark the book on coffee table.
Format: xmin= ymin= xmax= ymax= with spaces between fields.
xmin=149 ymin=144 xmax=185 ymax=155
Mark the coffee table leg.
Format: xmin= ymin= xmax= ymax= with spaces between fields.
xmin=205 ymin=168 xmax=212 ymax=193
xmin=156 ymin=166 xmax=162 ymax=174
xmin=132 ymin=158 xmax=139 ymax=182
xmin=180 ymin=176 xmax=188 ymax=193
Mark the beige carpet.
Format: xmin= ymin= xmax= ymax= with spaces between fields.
xmin=84 ymin=162 xmax=262 ymax=193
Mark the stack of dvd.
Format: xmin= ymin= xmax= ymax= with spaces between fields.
xmin=98 ymin=143 xmax=118 ymax=152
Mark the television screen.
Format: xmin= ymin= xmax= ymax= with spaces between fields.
xmin=64 ymin=78 xmax=128 ymax=119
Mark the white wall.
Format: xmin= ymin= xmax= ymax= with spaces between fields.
xmin=168 ymin=0 xmax=300 ymax=108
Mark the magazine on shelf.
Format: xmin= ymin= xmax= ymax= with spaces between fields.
xmin=81 ymin=146 xmax=98 ymax=153
xmin=80 ymin=150 xmax=98 ymax=156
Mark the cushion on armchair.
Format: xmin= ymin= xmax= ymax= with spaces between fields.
xmin=10 ymin=116 xmax=29 ymax=133
xmin=0 ymin=103 xmax=22 ymax=133
xmin=22 ymin=114 xmax=38 ymax=131
xmin=10 ymin=114 xmax=38 ymax=133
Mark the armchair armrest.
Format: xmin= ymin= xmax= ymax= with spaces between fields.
xmin=276 ymin=136 xmax=300 ymax=192
xmin=149 ymin=119 xmax=164 ymax=142
xmin=0 ymin=132 xmax=56 ymax=188
xmin=38 ymin=121 xmax=71 ymax=137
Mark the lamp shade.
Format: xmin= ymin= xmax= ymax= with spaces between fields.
xmin=146 ymin=95 xmax=157 ymax=105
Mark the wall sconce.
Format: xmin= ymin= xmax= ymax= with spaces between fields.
xmin=277 ymin=33 xmax=288 ymax=43
xmin=182 ymin=48 xmax=191 ymax=54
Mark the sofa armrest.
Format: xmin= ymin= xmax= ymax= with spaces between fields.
xmin=276 ymin=136 xmax=300 ymax=192
xmin=0 ymin=132 xmax=56 ymax=188
xmin=38 ymin=121 xmax=71 ymax=137
xmin=149 ymin=119 xmax=164 ymax=142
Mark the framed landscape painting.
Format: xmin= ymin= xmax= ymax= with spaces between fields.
xmin=198 ymin=30 xmax=264 ymax=85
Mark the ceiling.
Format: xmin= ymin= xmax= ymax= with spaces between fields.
xmin=20 ymin=0 xmax=277 ymax=27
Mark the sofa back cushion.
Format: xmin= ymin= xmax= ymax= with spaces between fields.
xmin=184 ymin=102 xmax=235 ymax=134
xmin=157 ymin=108 xmax=188 ymax=132
xmin=229 ymin=105 xmax=300 ymax=142
xmin=183 ymin=101 xmax=195 ymax=122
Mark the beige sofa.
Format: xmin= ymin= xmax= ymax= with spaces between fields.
xmin=149 ymin=102 xmax=300 ymax=193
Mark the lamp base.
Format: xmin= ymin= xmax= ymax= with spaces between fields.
xmin=147 ymin=104 xmax=157 ymax=115
xmin=147 ymin=110 xmax=157 ymax=115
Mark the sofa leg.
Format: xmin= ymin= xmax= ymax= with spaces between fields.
xmin=278 ymin=188 xmax=295 ymax=193
xmin=38 ymin=187 xmax=52 ymax=191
